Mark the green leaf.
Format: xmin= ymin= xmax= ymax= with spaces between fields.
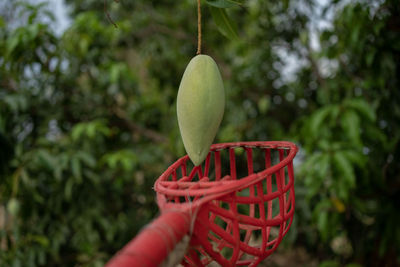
xmin=316 ymin=153 xmax=330 ymax=177
xmin=341 ymin=110 xmax=361 ymax=145
xmin=7 ymin=35 xmax=20 ymax=55
xmin=333 ymin=151 xmax=355 ymax=188
xmin=350 ymin=23 xmax=360 ymax=48
xmin=87 ymin=122 xmax=97 ymax=138
xmin=345 ymin=98 xmax=376 ymax=122
xmin=209 ymin=6 xmax=239 ymax=40
xmin=121 ymin=157 xmax=133 ymax=171
xmin=342 ymin=150 xmax=366 ymax=167
xmin=302 ymin=153 xmax=330 ymax=199
xmin=205 ymin=0 xmax=242 ymax=8
xmin=330 ymin=105 xmax=341 ymax=122
xmin=310 ymin=106 xmax=332 ymax=136
xmin=37 ymin=149 xmax=55 ymax=170
xmin=71 ymin=120 xmax=110 ymax=141
xmin=71 ymin=124 xmax=85 ymax=141
xmin=71 ymin=157 xmax=82 ymax=182
xmin=317 ymin=211 xmax=329 ymax=241
xmin=30 ymin=235 xmax=50 ymax=247
xmin=76 ymin=151 xmax=96 ymax=168
xmin=27 ymin=23 xmax=41 ymax=40
xmin=101 ymin=150 xmax=137 ymax=171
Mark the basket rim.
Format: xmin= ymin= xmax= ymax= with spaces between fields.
xmin=154 ymin=141 xmax=298 ymax=199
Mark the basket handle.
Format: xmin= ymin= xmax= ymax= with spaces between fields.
xmin=106 ymin=211 xmax=191 ymax=267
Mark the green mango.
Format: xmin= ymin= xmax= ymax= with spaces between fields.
xmin=177 ymin=55 xmax=225 ymax=166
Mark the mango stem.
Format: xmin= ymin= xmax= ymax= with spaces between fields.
xmin=196 ymin=0 xmax=202 ymax=55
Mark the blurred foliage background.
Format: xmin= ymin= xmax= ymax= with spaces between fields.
xmin=0 ymin=0 xmax=399 ymax=266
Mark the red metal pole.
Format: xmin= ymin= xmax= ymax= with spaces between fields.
xmin=106 ymin=211 xmax=191 ymax=267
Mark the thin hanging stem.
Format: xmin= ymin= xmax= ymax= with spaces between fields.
xmin=104 ymin=0 xmax=119 ymax=28
xmin=196 ymin=0 xmax=202 ymax=55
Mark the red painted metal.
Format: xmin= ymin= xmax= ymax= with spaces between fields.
xmin=106 ymin=211 xmax=191 ymax=267
xmin=106 ymin=141 xmax=298 ymax=267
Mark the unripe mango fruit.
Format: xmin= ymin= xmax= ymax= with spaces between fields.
xmin=177 ymin=55 xmax=225 ymax=166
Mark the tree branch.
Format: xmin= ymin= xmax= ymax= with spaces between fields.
xmin=112 ymin=107 xmax=167 ymax=143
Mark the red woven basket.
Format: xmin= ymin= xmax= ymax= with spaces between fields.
xmin=155 ymin=141 xmax=298 ymax=266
